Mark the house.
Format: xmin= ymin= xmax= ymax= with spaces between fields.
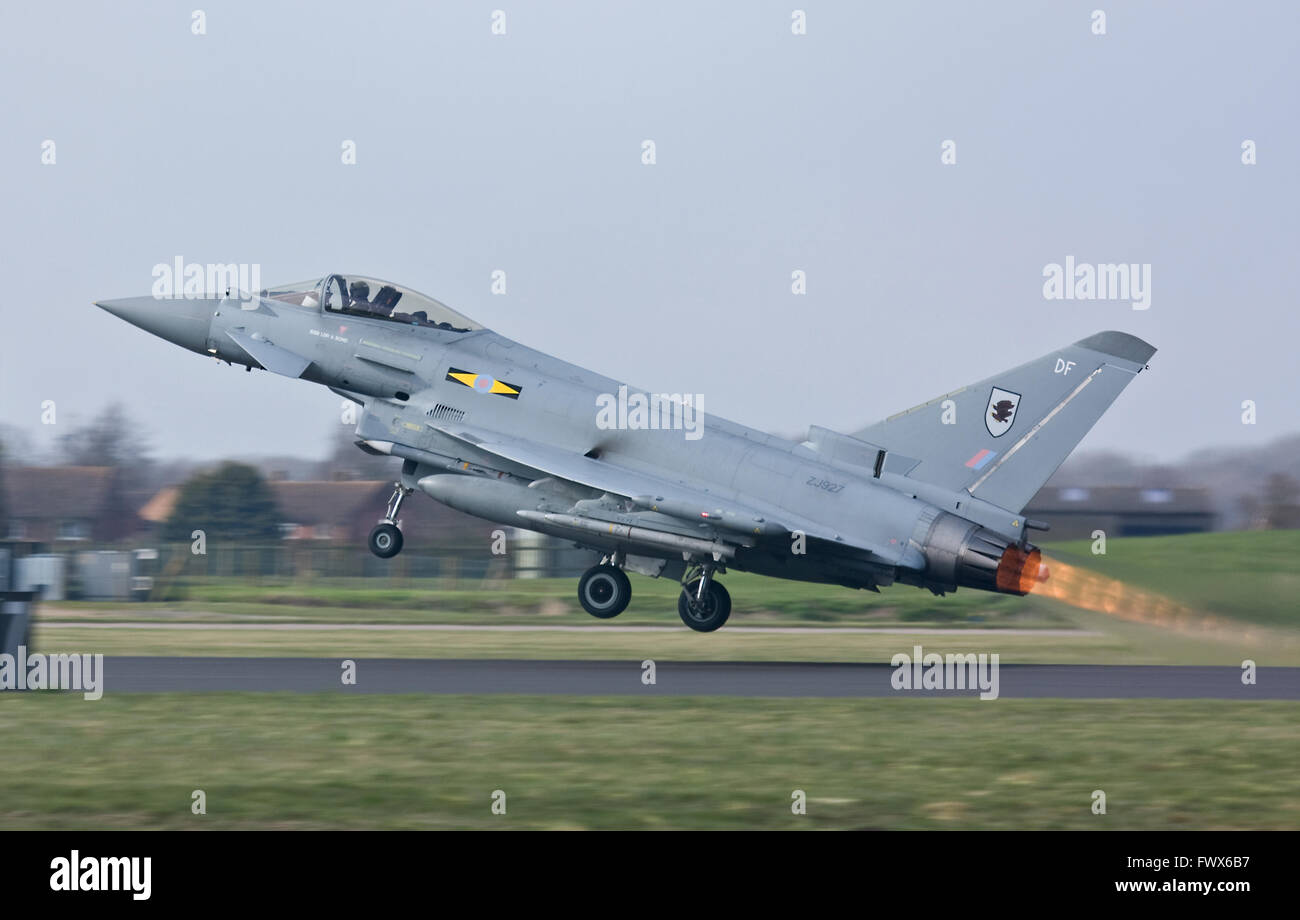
xmin=137 ymin=479 xmax=503 ymax=549
xmin=268 ymin=480 xmax=494 ymax=546
xmin=135 ymin=477 xmax=598 ymax=576
xmin=1022 ymin=485 xmax=1216 ymax=540
xmin=2 ymin=466 xmax=140 ymax=544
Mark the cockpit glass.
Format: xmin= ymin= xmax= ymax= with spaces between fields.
xmin=262 ymin=280 xmax=324 ymax=307
xmin=318 ymin=274 xmax=482 ymax=332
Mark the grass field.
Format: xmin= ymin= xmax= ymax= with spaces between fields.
xmin=49 ymin=530 xmax=1299 ymax=630
xmin=8 ymin=531 xmax=1296 ymax=830
xmin=32 ymin=613 xmax=1300 ymax=664
xmin=32 ymin=531 xmax=1300 ymax=664
xmin=54 ymin=569 xmax=1048 ymax=627
xmin=2 ymin=694 xmax=1296 ymax=830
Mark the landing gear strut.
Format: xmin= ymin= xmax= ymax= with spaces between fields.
xmin=578 ymin=558 xmax=632 ymax=619
xmin=678 ymin=563 xmax=731 ymax=632
xmin=368 ymin=483 xmax=411 ymax=559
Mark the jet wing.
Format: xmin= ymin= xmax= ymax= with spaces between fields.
xmin=428 ymin=421 xmax=904 ymax=562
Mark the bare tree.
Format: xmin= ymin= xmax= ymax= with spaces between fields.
xmin=1260 ymin=473 xmax=1300 ymax=530
xmin=56 ymin=402 xmax=154 ymax=490
xmin=315 ymin=422 xmax=394 ymax=482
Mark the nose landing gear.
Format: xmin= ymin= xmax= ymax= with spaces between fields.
xmin=368 ymin=483 xmax=412 ymax=559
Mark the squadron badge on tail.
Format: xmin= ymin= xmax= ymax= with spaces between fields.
xmin=985 ymin=387 xmax=1021 ymax=437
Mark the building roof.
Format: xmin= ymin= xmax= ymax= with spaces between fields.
xmin=4 ymin=466 xmax=119 ymax=520
xmin=133 ymin=478 xmax=490 ymax=543
xmin=270 ymin=481 xmax=387 ymax=526
xmin=137 ymin=485 xmax=179 ymax=523
xmin=1026 ymin=485 xmax=1214 ymax=514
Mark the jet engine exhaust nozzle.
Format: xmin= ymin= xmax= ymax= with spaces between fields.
xmin=909 ymin=511 xmax=1048 ymax=596
xmin=994 ymin=544 xmax=1048 ymax=595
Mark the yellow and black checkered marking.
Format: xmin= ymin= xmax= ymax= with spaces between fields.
xmin=445 ymin=367 xmax=522 ymax=399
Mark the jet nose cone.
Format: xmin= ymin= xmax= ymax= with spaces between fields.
xmin=96 ymin=296 xmax=216 ymax=355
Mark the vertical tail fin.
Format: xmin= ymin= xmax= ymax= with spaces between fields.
xmin=850 ymin=331 xmax=1156 ymax=513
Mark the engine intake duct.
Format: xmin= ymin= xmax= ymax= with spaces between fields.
xmin=914 ymin=511 xmax=1046 ymax=596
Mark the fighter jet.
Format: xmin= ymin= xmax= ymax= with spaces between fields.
xmin=96 ymin=275 xmax=1155 ymax=631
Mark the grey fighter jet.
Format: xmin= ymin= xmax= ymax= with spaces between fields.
xmin=96 ymin=275 xmax=1155 ymax=631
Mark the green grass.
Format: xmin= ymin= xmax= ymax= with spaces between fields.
xmin=73 ymin=571 xmax=1045 ymax=628
xmin=34 ymin=614 xmax=1300 ymax=664
xmin=2 ymin=694 xmax=1296 ymax=829
xmin=12 ymin=532 xmax=1295 ymax=831
xmin=27 ymin=624 xmax=1123 ymax=663
xmin=56 ymin=531 xmax=1297 ymax=633
xmin=33 ymin=530 xmax=1300 ymax=664
xmin=35 ymin=527 xmax=1300 ymax=665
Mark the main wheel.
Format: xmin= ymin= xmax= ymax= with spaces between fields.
xmin=578 ymin=565 xmax=632 ymax=618
xmin=678 ymin=579 xmax=731 ymax=632
xmin=368 ymin=522 xmax=404 ymax=558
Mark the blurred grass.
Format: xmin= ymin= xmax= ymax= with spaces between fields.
xmin=35 ymin=531 xmax=1300 ymax=663
xmin=14 ymin=532 xmax=1297 ymax=832
xmin=47 ymin=531 xmax=1296 ymax=633
xmin=2 ymin=693 xmax=1296 ymax=829
xmin=36 ymin=614 xmax=1300 ymax=664
xmin=30 ymin=624 xmax=1135 ymax=663
xmin=51 ymin=570 xmax=1054 ymax=628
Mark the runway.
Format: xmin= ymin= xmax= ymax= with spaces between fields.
xmin=68 ymin=657 xmax=1300 ymax=699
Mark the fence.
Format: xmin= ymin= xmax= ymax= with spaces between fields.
xmin=15 ymin=535 xmax=601 ymax=601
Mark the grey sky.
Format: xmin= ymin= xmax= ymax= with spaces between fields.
xmin=2 ymin=2 xmax=1297 ymax=464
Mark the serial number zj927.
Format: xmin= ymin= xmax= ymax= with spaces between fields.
xmin=805 ymin=476 xmax=845 ymax=494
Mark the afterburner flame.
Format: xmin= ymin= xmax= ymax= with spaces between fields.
xmin=1036 ymin=557 xmax=1250 ymax=638
xmin=995 ymin=545 xmax=1046 ymax=595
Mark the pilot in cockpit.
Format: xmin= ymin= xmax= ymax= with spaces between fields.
xmin=348 ymin=280 xmax=371 ymax=309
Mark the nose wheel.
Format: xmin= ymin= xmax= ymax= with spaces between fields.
xmin=368 ymin=483 xmax=411 ymax=559
xmin=368 ymin=522 xmax=403 ymax=558
xmin=578 ymin=563 xmax=632 ymax=618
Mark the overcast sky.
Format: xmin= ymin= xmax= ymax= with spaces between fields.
xmin=2 ymin=1 xmax=1297 ymax=464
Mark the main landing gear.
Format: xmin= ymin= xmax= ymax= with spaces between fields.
xmin=576 ymin=557 xmax=732 ymax=631
xmin=677 ymin=563 xmax=730 ymax=632
xmin=368 ymin=483 xmax=412 ymax=559
xmin=578 ymin=558 xmax=632 ymax=619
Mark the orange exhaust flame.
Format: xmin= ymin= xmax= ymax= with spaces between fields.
xmin=996 ymin=545 xmax=1045 ymax=595
xmin=1034 ymin=556 xmax=1255 ymax=640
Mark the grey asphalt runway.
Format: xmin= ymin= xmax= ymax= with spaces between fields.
xmin=70 ymin=657 xmax=1300 ymax=699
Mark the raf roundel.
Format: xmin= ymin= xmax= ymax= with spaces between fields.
xmin=445 ymin=367 xmax=523 ymax=399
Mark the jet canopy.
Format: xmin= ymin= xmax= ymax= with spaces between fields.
xmin=262 ymin=274 xmax=482 ymax=333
